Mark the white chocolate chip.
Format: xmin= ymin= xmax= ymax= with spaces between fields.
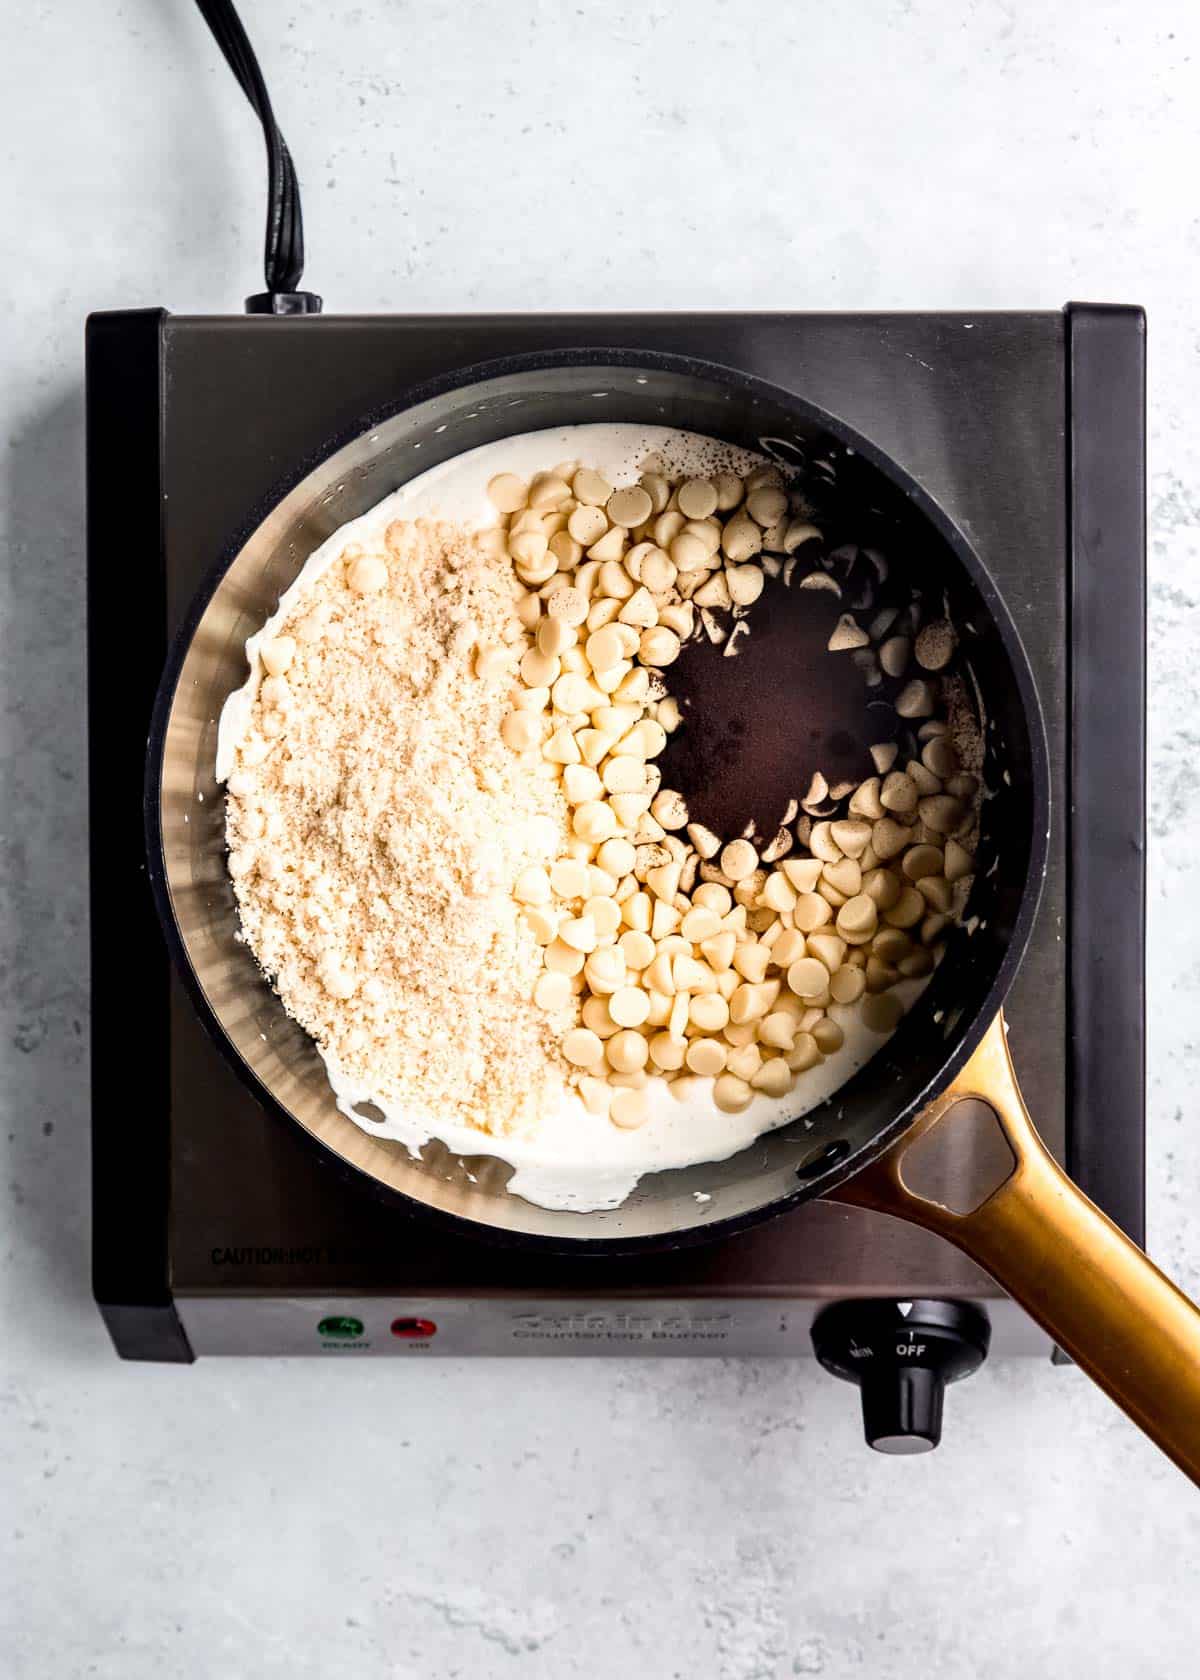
xmin=915 ymin=619 xmax=957 ymax=671
xmin=783 ymin=520 xmax=821 ymax=553
xmin=721 ymin=514 xmax=763 ymax=563
xmin=812 ymin=1018 xmax=844 ymax=1055
xmin=260 ymin=636 xmax=296 ymax=676
xmin=809 ymin=823 xmax=842 ymax=865
xmin=636 ymin=626 xmax=679 ymax=668
xmin=553 ymin=672 xmax=601 ymax=713
xmin=550 ymin=857 xmax=591 ymax=899
xmin=529 ymin=472 xmax=572 ymax=510
xmin=726 ymin=564 xmax=764 ymax=607
xmin=537 ymin=616 xmax=577 ymax=659
xmin=487 ymin=473 xmax=528 ymax=512
xmin=620 ymin=929 xmax=656 ymax=970
xmin=829 ymin=966 xmax=865 ymax=1005
xmin=585 ymin=625 xmax=627 ymax=672
xmin=658 ymin=604 xmax=694 ymax=641
xmin=588 ymin=526 xmax=627 ymax=565
xmin=780 ymin=857 xmax=822 ymax=893
xmin=573 ymin=801 xmax=618 ymax=844
xmin=760 ymin=872 xmax=798 ymax=913
xmin=883 ymin=886 xmax=925 ymax=930
xmin=546 ymin=584 xmax=589 ymax=626
xmin=676 ymin=478 xmax=718 ymax=520
xmin=686 ymin=1038 xmax=727 ymax=1077
xmin=922 ymin=735 xmax=960 ymax=780
xmin=520 ymin=646 xmax=560 ymax=688
xmin=713 ymin=473 xmax=745 ymax=511
xmin=732 ymin=943 xmax=771 ymax=983
xmin=863 ymin=868 xmax=903 ymax=911
xmin=606 ymin=1029 xmax=649 ymax=1073
xmin=918 ymin=875 xmax=953 ymax=914
xmin=578 ymin=1075 xmax=612 ymax=1114
xmin=828 ymin=613 xmax=870 ymax=652
xmin=584 ymin=947 xmax=626 ymax=995
xmin=787 ymin=958 xmax=829 ymax=999
xmin=880 ymin=770 xmax=919 ymax=816
xmin=563 ymin=1027 xmax=605 ymax=1068
xmin=750 ymin=1059 xmax=793 ymax=1098
xmin=543 ymin=726 xmax=581 ymax=765
xmin=609 ymin=985 xmax=651 ymax=1028
xmin=745 ymin=486 xmax=788 ymax=528
xmin=944 ymin=839 xmax=974 ymax=883
xmin=568 ymin=504 xmax=608 ymax=547
xmin=837 ymin=893 xmax=880 ymax=941
xmin=830 ymin=819 xmax=873 ymax=857
xmin=525 ymin=906 xmax=559 ymax=944
xmin=572 ymin=468 xmax=613 ymax=507
xmin=903 ymin=844 xmax=944 ymax=881
xmin=544 ymin=938 xmax=585 ymax=976
xmin=562 ymin=764 xmax=604 ymax=804
xmin=692 ymin=570 xmax=731 ymax=611
xmin=713 ymin=1073 xmax=753 ymax=1113
xmin=607 ymin=485 xmax=654 ymax=528
xmin=861 ymin=991 xmax=904 ymax=1034
xmin=879 ymin=635 xmax=911 ymax=677
xmin=720 ymin=839 xmax=758 ymax=881
xmin=871 ymin=818 xmax=913 ymax=862
xmin=649 ymin=789 xmax=688 ymax=831
xmin=558 ymin=913 xmax=599 ymax=953
xmin=792 ymin=893 xmax=832 ymax=933
xmin=917 ymin=795 xmax=966 ymax=835
xmin=895 ymin=679 xmax=938 ymax=718
xmin=549 ymin=531 xmax=584 ymax=571
xmin=346 ymin=553 xmax=388 ymax=594
xmin=618 ymin=586 xmax=659 ymax=629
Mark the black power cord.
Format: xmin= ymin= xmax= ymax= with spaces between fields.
xmin=193 ymin=0 xmax=321 ymax=314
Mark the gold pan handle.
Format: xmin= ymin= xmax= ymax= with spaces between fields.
xmin=832 ymin=1014 xmax=1200 ymax=1485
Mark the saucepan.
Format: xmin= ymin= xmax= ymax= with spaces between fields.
xmin=146 ymin=350 xmax=1200 ymax=1480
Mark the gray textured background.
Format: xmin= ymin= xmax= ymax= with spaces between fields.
xmin=2 ymin=2 xmax=1199 ymax=1675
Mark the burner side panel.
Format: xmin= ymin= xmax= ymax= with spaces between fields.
xmin=1065 ymin=303 xmax=1146 ymax=1247
xmin=87 ymin=309 xmax=193 ymax=1361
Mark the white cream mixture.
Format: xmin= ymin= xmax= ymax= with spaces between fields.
xmin=219 ymin=425 xmax=924 ymax=1212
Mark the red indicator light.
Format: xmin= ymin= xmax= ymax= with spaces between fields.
xmin=390 ymin=1316 xmax=437 ymax=1340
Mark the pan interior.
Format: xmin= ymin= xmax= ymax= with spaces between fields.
xmin=152 ymin=356 xmax=1045 ymax=1247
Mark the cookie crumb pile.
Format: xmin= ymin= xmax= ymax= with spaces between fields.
xmin=223 ymin=518 xmax=574 ymax=1136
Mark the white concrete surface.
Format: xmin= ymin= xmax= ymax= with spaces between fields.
xmin=2 ymin=1 xmax=1199 ymax=1674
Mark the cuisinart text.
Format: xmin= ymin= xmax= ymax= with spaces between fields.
xmin=511 ymin=1311 xmax=733 ymax=1342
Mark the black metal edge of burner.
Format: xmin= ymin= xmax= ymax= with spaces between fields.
xmin=1063 ymin=302 xmax=1147 ymax=1256
xmin=86 ymin=309 xmax=194 ymax=1362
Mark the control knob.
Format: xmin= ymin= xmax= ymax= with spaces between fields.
xmin=811 ymin=1299 xmax=991 ymax=1454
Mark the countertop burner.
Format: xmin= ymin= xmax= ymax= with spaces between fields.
xmin=88 ymin=309 xmax=1144 ymax=1440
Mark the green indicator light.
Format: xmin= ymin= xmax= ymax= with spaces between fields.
xmin=317 ymin=1315 xmax=364 ymax=1339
